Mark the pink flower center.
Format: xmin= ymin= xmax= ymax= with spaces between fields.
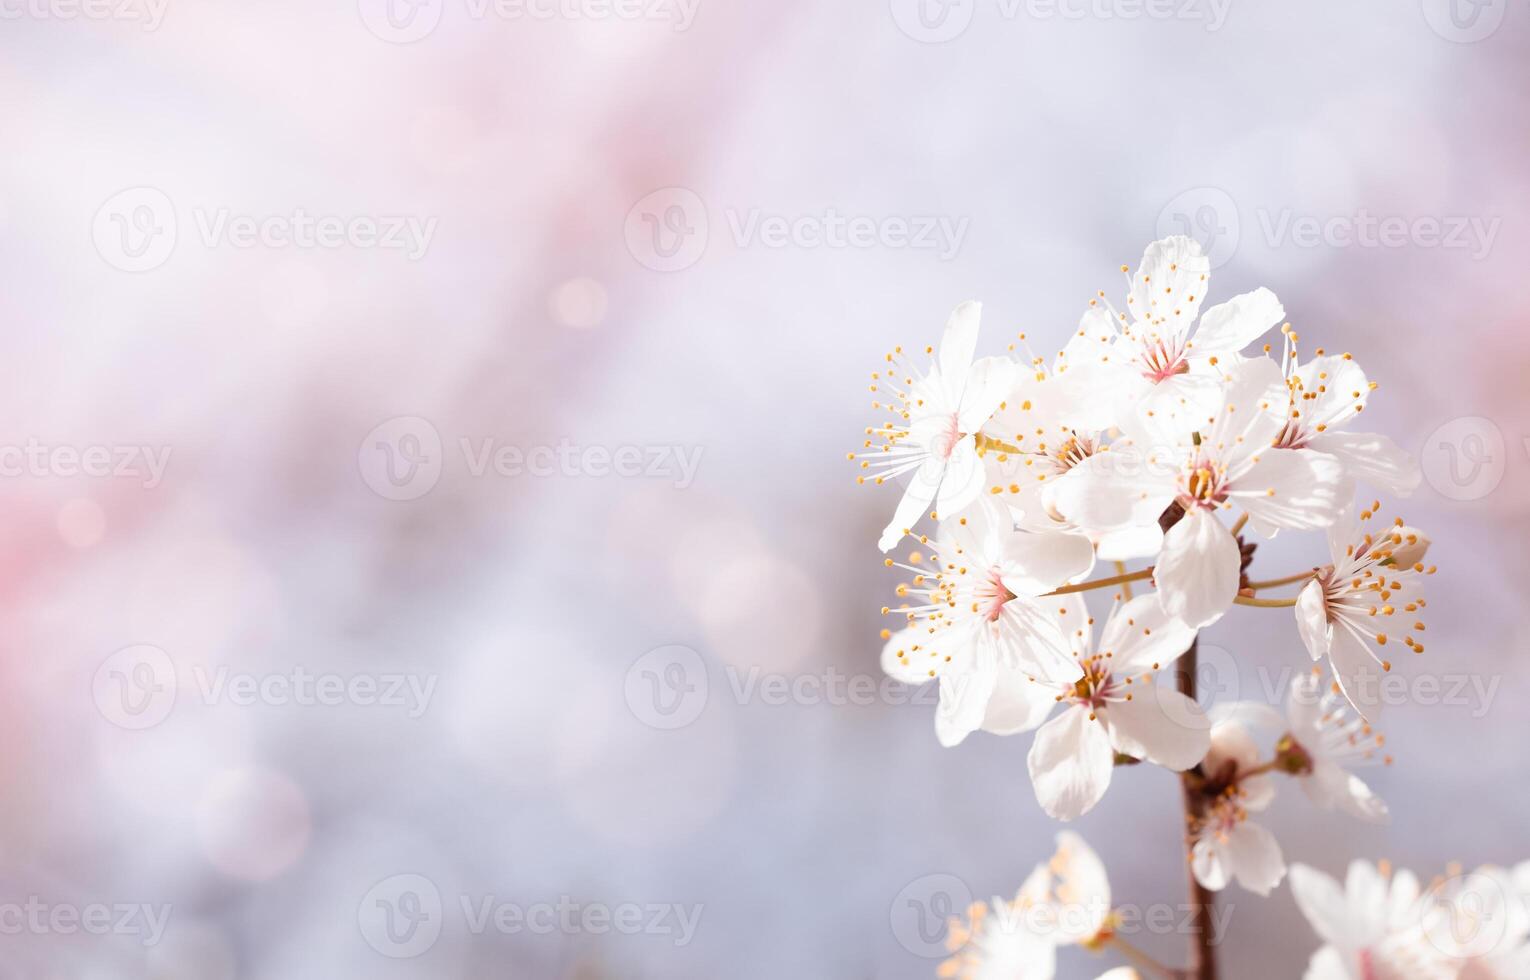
xmin=975 ymin=569 xmax=1015 ymax=622
xmin=933 ymin=413 xmax=963 ymax=460
xmin=1140 ymin=337 xmax=1189 ymax=383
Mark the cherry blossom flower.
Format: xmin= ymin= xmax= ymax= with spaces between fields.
xmin=1422 ymin=866 xmax=1530 ymax=979
xmin=977 ymin=327 xmax=1167 ymax=561
xmin=1189 ymin=702 xmax=1288 ymax=897
xmin=881 ymin=500 xmax=1092 ymax=747
xmin=1278 ymin=668 xmax=1391 ymax=823
xmin=939 ymin=833 xmax=1125 ymax=980
xmin=978 ymin=593 xmax=1205 ymax=820
xmin=1053 ymin=356 xmax=1346 ymax=628
xmin=856 ymin=301 xmax=1017 ymax=552
xmin=1077 ymin=235 xmax=1289 ymax=421
xmin=1273 ymin=346 xmax=1421 ymax=498
xmin=1294 ymin=504 xmax=1435 ymax=719
xmin=1291 ymin=860 xmax=1453 ymax=980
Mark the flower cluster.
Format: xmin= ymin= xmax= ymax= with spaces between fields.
xmin=853 ymin=238 xmax=1457 ymax=976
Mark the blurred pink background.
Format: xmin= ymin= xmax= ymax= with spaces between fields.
xmin=2 ymin=0 xmax=1528 ymax=976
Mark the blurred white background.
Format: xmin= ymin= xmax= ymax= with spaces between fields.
xmin=2 ymin=0 xmax=1528 ymax=976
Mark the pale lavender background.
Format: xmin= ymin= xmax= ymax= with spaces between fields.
xmin=1 ymin=0 xmax=1528 ymax=976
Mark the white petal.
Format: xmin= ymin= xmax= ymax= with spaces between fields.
xmin=1294 ymin=354 xmax=1371 ymax=430
xmin=1094 ymin=522 xmax=1164 ymax=562
xmin=956 ymin=356 xmax=1016 ymax=433
xmin=1284 ymin=668 xmax=1325 ymax=736
xmin=881 ymin=626 xmax=938 ymax=684
xmin=1302 ymin=945 xmax=1350 ymax=980
xmin=1295 ymin=579 xmax=1330 ymax=662
xmin=1049 ymin=830 xmax=1112 ymax=942
xmin=1104 ymin=682 xmax=1211 ymax=771
xmin=939 ymin=300 xmax=982 ymax=395
xmin=1095 ymin=970 xmax=1142 ymax=980
xmin=994 ymin=598 xmax=1086 ymax=686
xmin=879 ymin=458 xmax=940 ymax=552
xmin=981 ymin=667 xmax=1058 ymax=736
xmin=1028 ymin=707 xmax=1114 ymax=821
xmin=1331 ymin=768 xmax=1389 ymax=824
xmin=1190 ymin=287 xmax=1285 ymax=355
xmin=1308 ymin=430 xmax=1421 ymax=498
xmin=1230 ymin=448 xmax=1345 ymax=531
xmin=1130 ymin=236 xmax=1211 ymax=336
xmin=1329 ymin=620 xmax=1385 ymax=721
xmin=1204 ymin=355 xmax=1287 ymax=454
xmin=1155 ymin=508 xmax=1241 ymax=629
xmin=1045 ymin=453 xmax=1177 ymax=534
xmin=1226 ymin=821 xmax=1286 ymax=896
xmin=1098 ymin=593 xmax=1199 ymax=675
xmin=999 ymin=529 xmax=1096 ymax=596
xmin=935 ymin=653 xmax=997 ymax=748
xmin=1289 ymin=863 xmax=1351 ymax=946
xmin=1192 ymin=836 xmax=1231 ymax=892
xmin=936 ymin=436 xmax=986 ymax=519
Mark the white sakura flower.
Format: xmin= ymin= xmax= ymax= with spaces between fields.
xmin=940 ymin=867 xmax=1058 ymax=980
xmin=1278 ymin=669 xmax=1391 ymax=823
xmin=1294 ymin=504 xmax=1435 ymax=719
xmin=977 ymin=326 xmax=1166 ymax=561
xmin=1080 ymin=235 xmax=1288 ymax=420
xmin=1292 ymin=860 xmax=1452 ymax=980
xmin=1272 ymin=346 xmax=1421 ymax=498
xmin=881 ymin=500 xmax=1092 ymax=747
xmin=1189 ymin=702 xmax=1288 ymax=897
xmin=1053 ymin=356 xmax=1346 ymax=628
xmin=856 ymin=301 xmax=1017 ymax=552
xmin=939 ymin=832 xmax=1117 ymax=980
xmin=983 ymin=593 xmax=1206 ymax=820
xmin=1422 ymin=865 xmax=1530 ymax=979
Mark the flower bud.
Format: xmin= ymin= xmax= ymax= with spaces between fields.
xmin=1386 ymin=526 xmax=1430 ymax=568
